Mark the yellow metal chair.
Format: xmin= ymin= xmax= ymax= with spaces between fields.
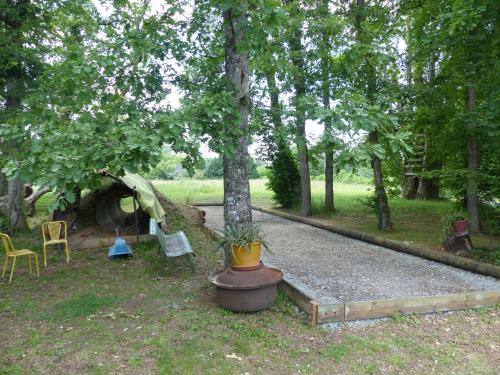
xmin=42 ymin=221 xmax=70 ymax=267
xmin=0 ymin=233 xmax=40 ymax=283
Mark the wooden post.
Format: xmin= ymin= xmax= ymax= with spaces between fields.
xmin=310 ymin=300 xmax=319 ymax=327
xmin=133 ymin=187 xmax=139 ymax=245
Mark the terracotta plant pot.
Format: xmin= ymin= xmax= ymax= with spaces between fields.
xmin=452 ymin=220 xmax=469 ymax=234
xmin=230 ymin=241 xmax=261 ymax=270
xmin=209 ymin=267 xmax=284 ymax=312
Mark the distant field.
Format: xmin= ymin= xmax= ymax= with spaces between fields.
xmin=154 ymin=179 xmax=500 ymax=254
xmin=153 ymin=179 xmax=372 ymax=207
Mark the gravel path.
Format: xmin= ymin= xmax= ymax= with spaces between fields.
xmin=202 ymin=206 xmax=500 ymax=304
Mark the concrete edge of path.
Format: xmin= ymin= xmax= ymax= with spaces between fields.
xmin=194 ymin=202 xmax=500 ymax=280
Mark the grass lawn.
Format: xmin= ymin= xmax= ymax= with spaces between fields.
xmin=1 ymin=198 xmax=499 ymax=374
xmin=154 ymin=179 xmax=500 ymax=258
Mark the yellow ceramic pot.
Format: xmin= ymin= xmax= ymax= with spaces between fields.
xmin=230 ymin=241 xmax=261 ymax=270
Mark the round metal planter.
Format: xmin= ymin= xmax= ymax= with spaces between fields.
xmin=209 ymin=266 xmax=283 ymax=312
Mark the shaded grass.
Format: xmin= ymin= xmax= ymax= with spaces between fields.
xmin=47 ymin=294 xmax=117 ymax=321
xmin=1 ymin=197 xmax=499 ymax=374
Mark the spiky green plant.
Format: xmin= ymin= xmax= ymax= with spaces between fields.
xmin=216 ymin=222 xmax=270 ymax=252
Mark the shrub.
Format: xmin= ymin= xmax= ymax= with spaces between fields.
xmin=204 ymin=157 xmax=224 ymax=179
xmin=266 ymin=147 xmax=301 ymax=208
xmin=204 ymin=156 xmax=261 ymax=179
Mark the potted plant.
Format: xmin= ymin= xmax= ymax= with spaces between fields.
xmin=441 ymin=212 xmax=468 ymax=240
xmin=218 ymin=223 xmax=269 ymax=270
xmin=211 ymin=222 xmax=282 ymax=312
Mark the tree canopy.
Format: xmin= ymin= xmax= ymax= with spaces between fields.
xmin=0 ymin=0 xmax=498 ymax=233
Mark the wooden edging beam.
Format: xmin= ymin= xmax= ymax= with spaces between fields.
xmin=277 ymin=278 xmax=322 ymax=326
xmin=318 ymin=290 xmax=500 ymax=323
xmin=250 ymin=206 xmax=500 ymax=279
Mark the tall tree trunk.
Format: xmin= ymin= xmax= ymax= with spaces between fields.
xmin=356 ymin=0 xmax=391 ymax=230
xmin=416 ymin=137 xmax=428 ymax=198
xmin=4 ymin=2 xmax=28 ymax=231
xmin=415 ymin=140 xmax=441 ymax=200
xmin=0 ymin=171 xmax=7 ymax=196
xmin=402 ymin=176 xmax=419 ymax=199
xmin=320 ymin=0 xmax=334 ymax=212
xmin=288 ymin=0 xmax=312 ymax=217
xmin=222 ymin=2 xmax=252 ymax=265
xmin=296 ymin=125 xmax=312 ymax=217
xmin=465 ymin=86 xmax=480 ymax=232
xmin=369 ymin=131 xmax=392 ymax=230
xmin=5 ymin=69 xmax=28 ymax=231
xmin=7 ymin=175 xmax=27 ymax=232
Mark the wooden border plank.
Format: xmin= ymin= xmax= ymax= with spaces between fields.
xmin=318 ymin=303 xmax=345 ymax=323
xmin=343 ymin=291 xmax=500 ymax=321
xmin=279 ymin=280 xmax=314 ymax=315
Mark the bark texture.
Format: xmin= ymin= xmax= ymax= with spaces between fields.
xmin=465 ymin=86 xmax=480 ymax=232
xmin=4 ymin=0 xmax=29 ymax=231
xmin=26 ymin=186 xmax=50 ymax=217
xmin=369 ymin=132 xmax=392 ymax=230
xmin=0 ymin=172 xmax=7 ymax=196
xmin=288 ymin=0 xmax=312 ymax=216
xmin=401 ymin=37 xmax=418 ymax=200
xmin=25 ymin=186 xmax=50 ymax=207
xmin=7 ymin=176 xmax=27 ymax=232
xmin=6 ymin=69 xmax=28 ymax=231
xmin=402 ymin=176 xmax=419 ymax=200
xmin=222 ymin=4 xmax=252 ymax=240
